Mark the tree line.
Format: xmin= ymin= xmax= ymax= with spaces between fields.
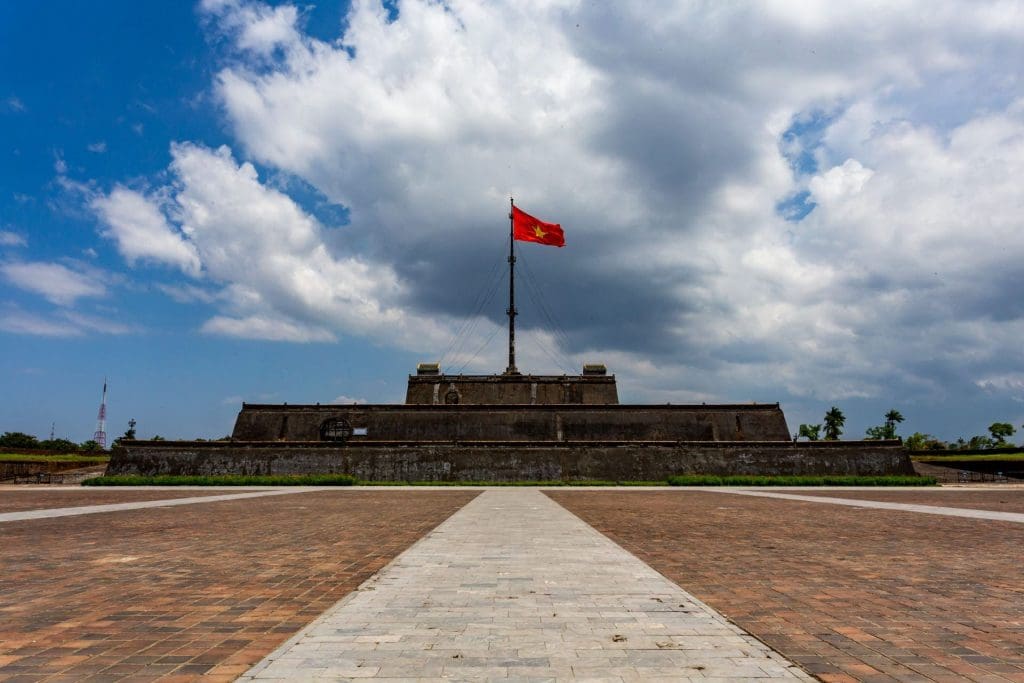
xmin=0 ymin=421 xmax=233 ymax=452
xmin=1 ymin=419 xmax=148 ymax=452
xmin=797 ymin=408 xmax=1021 ymax=450
xmin=0 ymin=431 xmax=104 ymax=453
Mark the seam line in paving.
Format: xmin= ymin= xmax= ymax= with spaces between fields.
xmin=0 ymin=488 xmax=314 ymax=523
xmin=241 ymin=488 xmax=812 ymax=681
xmin=713 ymin=488 xmax=1024 ymax=522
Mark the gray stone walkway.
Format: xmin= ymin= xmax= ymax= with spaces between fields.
xmin=242 ymin=489 xmax=810 ymax=681
xmin=716 ymin=488 xmax=1024 ymax=523
xmin=0 ymin=488 xmax=309 ymax=523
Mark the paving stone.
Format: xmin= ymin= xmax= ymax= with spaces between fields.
xmin=241 ymin=489 xmax=810 ymax=681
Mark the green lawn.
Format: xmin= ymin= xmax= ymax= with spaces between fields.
xmin=912 ymin=453 xmax=1024 ymax=462
xmin=358 ymin=480 xmax=666 ymax=486
xmin=0 ymin=453 xmax=109 ymax=463
xmin=84 ymin=473 xmax=357 ymax=486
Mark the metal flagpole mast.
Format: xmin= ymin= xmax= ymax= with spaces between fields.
xmin=506 ymin=197 xmax=518 ymax=374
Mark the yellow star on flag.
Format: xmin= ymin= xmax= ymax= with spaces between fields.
xmin=532 ymin=225 xmax=546 ymax=239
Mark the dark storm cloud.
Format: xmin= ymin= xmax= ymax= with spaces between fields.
xmin=587 ymin=84 xmax=756 ymax=212
xmin=562 ymin=4 xmax=768 ymax=212
xmin=388 ymin=221 xmax=700 ymax=358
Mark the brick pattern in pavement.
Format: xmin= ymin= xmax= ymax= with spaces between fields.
xmin=0 ymin=490 xmax=231 ymax=514
xmin=0 ymin=490 xmax=476 ymax=682
xmin=550 ymin=490 xmax=1024 ymax=683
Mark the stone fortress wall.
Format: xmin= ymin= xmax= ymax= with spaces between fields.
xmin=108 ymin=439 xmax=913 ymax=480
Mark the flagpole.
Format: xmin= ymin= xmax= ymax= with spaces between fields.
xmin=506 ymin=196 xmax=518 ymax=374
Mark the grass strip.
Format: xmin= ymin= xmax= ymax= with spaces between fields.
xmin=0 ymin=453 xmax=110 ymax=463
xmin=666 ymin=474 xmax=936 ymax=486
xmin=357 ymin=480 xmax=667 ymax=486
xmin=84 ymin=477 xmax=661 ymax=487
xmin=83 ymin=473 xmax=356 ymax=486
xmin=913 ymin=453 xmax=1024 ymax=462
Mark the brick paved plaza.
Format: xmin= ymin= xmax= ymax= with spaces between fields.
xmin=0 ymin=486 xmax=1022 ymax=682
xmin=0 ymin=489 xmax=475 ymax=681
xmin=551 ymin=489 xmax=1024 ymax=682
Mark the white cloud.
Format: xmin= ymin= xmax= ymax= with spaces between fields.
xmin=0 ymin=231 xmax=26 ymax=247
xmin=976 ymin=374 xmax=1024 ymax=397
xmin=0 ymin=261 xmax=106 ymax=305
xmin=330 ymin=395 xmax=365 ymax=404
xmin=3 ymin=96 xmax=25 ymax=113
xmin=808 ymin=159 xmax=874 ymax=204
xmin=157 ymin=283 xmax=217 ymax=304
xmin=91 ymin=187 xmax=202 ymax=276
xmin=61 ymin=311 xmax=137 ymax=335
xmin=169 ymin=142 xmax=450 ymax=345
xmin=0 ymin=307 xmax=135 ymax=337
xmin=90 ymin=140 xmax=461 ymax=346
xmin=0 ymin=310 xmax=82 ymax=336
xmin=201 ymin=314 xmax=335 ymax=342
xmin=203 ymin=0 xmax=301 ymax=55
xmin=87 ymin=141 xmax=107 ymax=153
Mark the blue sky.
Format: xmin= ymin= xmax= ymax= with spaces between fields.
xmin=0 ymin=1 xmax=398 ymax=440
xmin=3 ymin=1 xmax=1024 ymax=444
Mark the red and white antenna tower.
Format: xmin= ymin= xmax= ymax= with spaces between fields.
xmin=93 ymin=379 xmax=108 ymax=449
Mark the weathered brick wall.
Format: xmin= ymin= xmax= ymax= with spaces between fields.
xmin=0 ymin=460 xmax=101 ymax=481
xmin=230 ymin=404 xmax=793 ymax=442
xmin=108 ymin=440 xmax=914 ymax=480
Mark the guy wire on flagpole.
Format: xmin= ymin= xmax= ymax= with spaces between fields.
xmin=506 ymin=196 xmax=518 ymax=374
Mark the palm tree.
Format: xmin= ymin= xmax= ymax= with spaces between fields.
xmin=798 ymin=423 xmax=822 ymax=441
xmin=884 ymin=409 xmax=905 ymax=439
xmin=823 ymin=406 xmax=846 ymax=441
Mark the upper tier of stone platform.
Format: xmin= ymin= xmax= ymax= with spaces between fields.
xmin=405 ymin=362 xmax=618 ymax=405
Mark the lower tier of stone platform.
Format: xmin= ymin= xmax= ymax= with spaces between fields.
xmin=107 ymin=440 xmax=912 ymax=480
xmin=231 ymin=403 xmax=793 ymax=442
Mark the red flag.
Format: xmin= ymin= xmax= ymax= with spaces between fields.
xmin=512 ymin=206 xmax=565 ymax=247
